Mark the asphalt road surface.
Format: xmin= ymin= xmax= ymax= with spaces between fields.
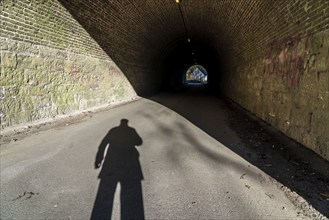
xmin=0 ymin=86 xmax=320 ymax=219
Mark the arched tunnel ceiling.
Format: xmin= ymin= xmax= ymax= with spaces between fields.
xmin=58 ymin=0 xmax=328 ymax=95
xmin=1 ymin=0 xmax=328 ymax=161
xmin=0 ymin=0 xmax=329 ymax=162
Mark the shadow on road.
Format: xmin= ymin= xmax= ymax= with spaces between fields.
xmin=149 ymin=85 xmax=329 ymax=218
xmin=91 ymin=119 xmax=144 ymax=220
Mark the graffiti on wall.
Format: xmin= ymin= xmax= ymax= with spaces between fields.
xmin=263 ymin=34 xmax=309 ymax=87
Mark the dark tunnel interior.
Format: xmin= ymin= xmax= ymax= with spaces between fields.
xmin=159 ymin=38 xmax=222 ymax=92
xmin=49 ymin=1 xmax=329 ymax=165
xmin=57 ymin=0 xmax=231 ymax=96
xmin=2 ymin=1 xmax=328 ymax=161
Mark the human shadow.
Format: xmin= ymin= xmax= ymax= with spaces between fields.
xmin=91 ymin=119 xmax=144 ymax=220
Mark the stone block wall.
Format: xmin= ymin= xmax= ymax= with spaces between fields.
xmin=182 ymin=0 xmax=329 ymax=160
xmin=1 ymin=0 xmax=328 ymax=161
xmin=0 ymin=0 xmax=136 ymax=129
xmin=223 ymin=25 xmax=329 ymax=160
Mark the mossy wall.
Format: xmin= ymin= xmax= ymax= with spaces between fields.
xmin=0 ymin=0 xmax=136 ymax=129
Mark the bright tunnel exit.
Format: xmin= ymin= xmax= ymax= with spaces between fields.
xmin=184 ymin=65 xmax=208 ymax=85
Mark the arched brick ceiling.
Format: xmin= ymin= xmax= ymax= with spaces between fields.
xmin=58 ymin=0 xmax=329 ymax=95
xmin=2 ymin=0 xmax=328 ymax=161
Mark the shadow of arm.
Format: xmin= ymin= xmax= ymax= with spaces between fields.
xmin=95 ymin=133 xmax=110 ymax=169
xmin=134 ymin=129 xmax=143 ymax=147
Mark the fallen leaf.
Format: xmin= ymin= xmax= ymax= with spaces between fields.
xmin=265 ymin=192 xmax=275 ymax=199
xmin=320 ymin=192 xmax=329 ymax=200
xmin=292 ymin=174 xmax=304 ymax=181
xmin=258 ymin=154 xmax=268 ymax=159
xmin=12 ymin=191 xmax=39 ymax=201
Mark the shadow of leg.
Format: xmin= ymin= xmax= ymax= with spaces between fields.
xmin=120 ymin=180 xmax=144 ymax=220
xmin=91 ymin=177 xmax=118 ymax=220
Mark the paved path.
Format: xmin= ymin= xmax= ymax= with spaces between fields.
xmin=1 ymin=87 xmax=310 ymax=219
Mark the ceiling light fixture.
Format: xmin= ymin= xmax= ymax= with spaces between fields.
xmin=175 ymin=0 xmax=197 ymax=64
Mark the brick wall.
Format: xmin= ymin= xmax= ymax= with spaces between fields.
xmin=211 ymin=1 xmax=329 ymax=160
xmin=174 ymin=0 xmax=329 ymax=160
xmin=225 ymin=30 xmax=329 ymax=160
xmin=1 ymin=0 xmax=328 ymax=160
xmin=0 ymin=0 xmax=136 ymax=129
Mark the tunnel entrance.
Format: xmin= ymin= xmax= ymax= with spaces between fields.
xmin=184 ymin=65 xmax=208 ymax=85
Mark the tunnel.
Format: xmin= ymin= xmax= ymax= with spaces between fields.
xmin=1 ymin=1 xmax=329 ymax=219
xmin=1 ymin=1 xmax=329 ymax=160
xmin=56 ymin=0 xmax=228 ymax=95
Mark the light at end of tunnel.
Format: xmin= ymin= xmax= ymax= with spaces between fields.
xmin=187 ymin=38 xmax=191 ymax=43
xmin=176 ymin=0 xmax=180 ymax=3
